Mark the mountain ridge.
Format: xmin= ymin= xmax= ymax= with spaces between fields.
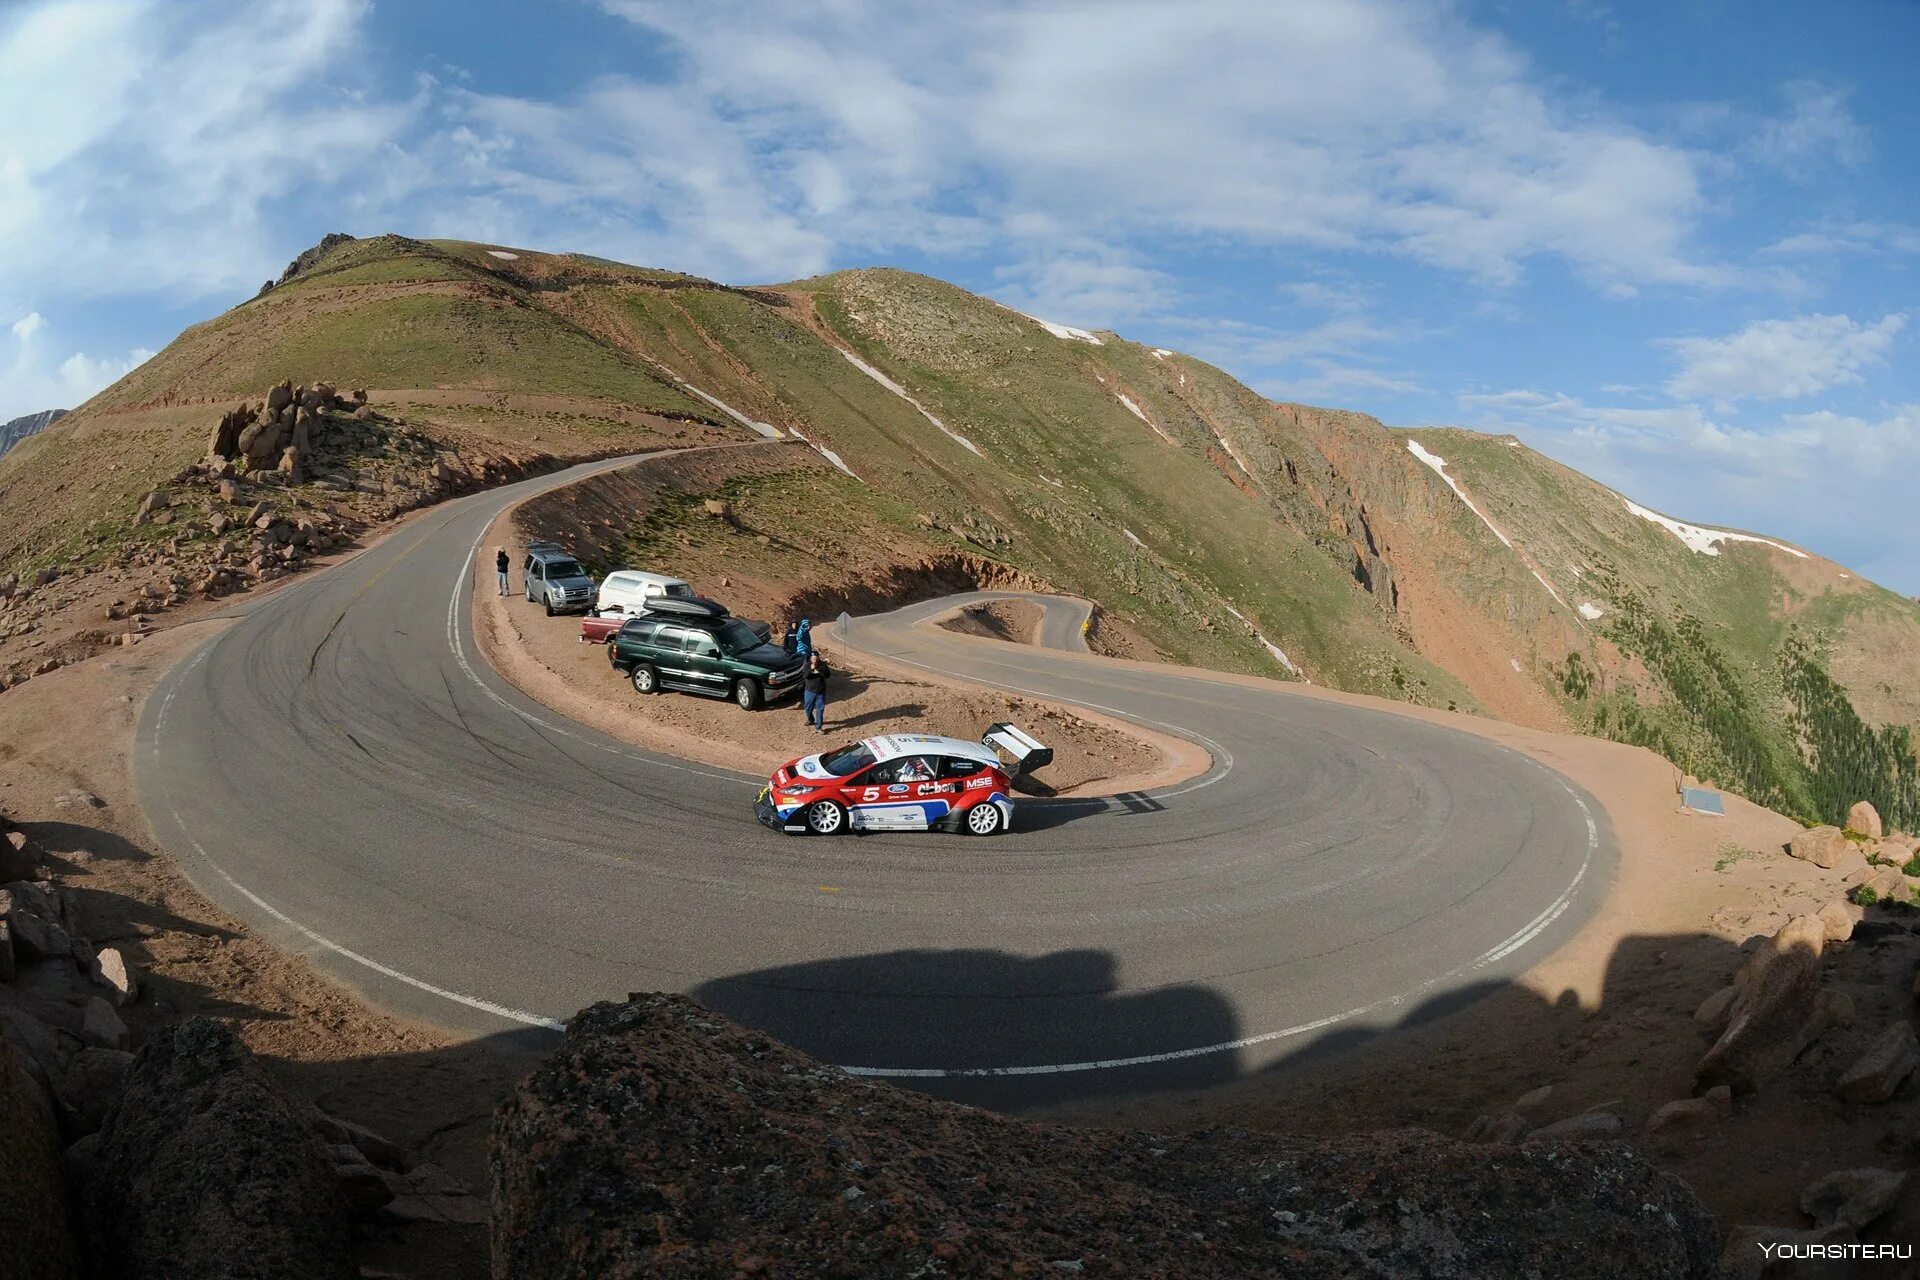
xmin=4 ymin=232 xmax=1915 ymax=827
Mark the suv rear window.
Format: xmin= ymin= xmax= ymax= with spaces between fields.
xmin=664 ymin=583 xmax=695 ymax=599
xmin=619 ymin=619 xmax=658 ymax=642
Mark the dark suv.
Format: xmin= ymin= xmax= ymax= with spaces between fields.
xmin=607 ymin=599 xmax=805 ymax=710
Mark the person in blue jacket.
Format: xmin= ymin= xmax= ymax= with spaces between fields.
xmin=791 ymin=617 xmax=813 ymax=658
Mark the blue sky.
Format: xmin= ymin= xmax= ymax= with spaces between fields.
xmin=3 ymin=0 xmax=1916 ymax=588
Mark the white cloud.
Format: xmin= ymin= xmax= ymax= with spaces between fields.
xmin=0 ymin=0 xmax=1743 ymax=323
xmin=3 ymin=311 xmax=151 ymax=420
xmin=0 ymin=0 xmax=411 ymax=303
xmin=1662 ymin=313 xmax=1906 ymax=402
xmin=1749 ymin=81 xmax=1869 ymax=176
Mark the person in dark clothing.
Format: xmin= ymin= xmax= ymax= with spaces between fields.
xmin=495 ymin=548 xmax=510 ymax=596
xmin=801 ymin=653 xmax=830 ymax=733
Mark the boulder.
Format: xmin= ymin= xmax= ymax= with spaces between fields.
xmin=1858 ymin=866 xmax=1910 ymax=904
xmin=55 ymin=1045 xmax=134 ymax=1135
xmin=87 ymin=946 xmax=139 ymax=1007
xmin=1835 ymin=1022 xmax=1919 ymax=1104
xmin=1800 ymin=1166 xmax=1906 ymax=1231
xmin=1846 ymin=801 xmax=1884 ymax=839
xmin=1646 ymin=1092 xmax=1730 ymax=1137
xmin=0 ymin=1034 xmax=78 ymax=1278
xmin=491 ymin=994 xmax=1720 ymax=1280
xmin=77 ymin=1018 xmax=355 ymax=1280
xmin=1525 ymin=1111 xmax=1623 ymax=1141
xmin=1463 ymin=1111 xmax=1530 ymax=1143
xmin=1698 ymin=924 xmax=1824 ymax=1092
xmin=1815 ymin=899 xmax=1861 ymax=945
xmin=2 ymin=826 xmax=41 ymax=880
xmin=79 ymin=997 xmax=128 ymax=1051
xmin=1787 ymin=825 xmax=1851 ymax=870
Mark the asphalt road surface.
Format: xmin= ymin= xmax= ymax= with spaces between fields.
xmin=138 ymin=453 xmax=1616 ymax=1109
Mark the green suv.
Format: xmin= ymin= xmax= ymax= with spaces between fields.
xmin=607 ymin=599 xmax=806 ymax=710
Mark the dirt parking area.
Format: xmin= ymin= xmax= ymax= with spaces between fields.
xmin=476 ymin=577 xmax=1167 ymax=797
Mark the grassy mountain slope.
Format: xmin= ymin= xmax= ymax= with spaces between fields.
xmin=6 ymin=233 xmax=1915 ymax=825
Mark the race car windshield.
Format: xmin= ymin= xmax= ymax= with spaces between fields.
xmin=819 ymin=744 xmax=875 ymax=776
xmin=715 ymin=620 xmax=764 ymax=654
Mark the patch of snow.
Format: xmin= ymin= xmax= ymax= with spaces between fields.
xmin=787 ymin=427 xmax=858 ymax=480
xmin=1407 ymin=440 xmax=1511 ymax=549
xmin=1577 ymin=602 xmax=1606 ymax=621
xmin=1261 ymin=636 xmax=1304 ymax=678
xmin=486 ymin=250 xmax=519 ymax=260
xmin=1012 ymin=308 xmax=1103 ymax=344
xmin=1623 ymin=499 xmax=1808 ymax=559
xmin=1528 ymin=567 xmax=1569 ymax=609
xmin=1222 ymin=604 xmax=1307 ymax=681
xmin=1212 ymin=431 xmax=1255 ymax=478
xmin=837 ymin=348 xmax=984 ymax=457
xmin=1115 ymin=392 xmax=1177 ymax=445
xmin=1122 ymin=528 xmax=1146 ymax=548
xmin=1505 ymin=438 xmax=1521 ymax=447
xmin=1152 ymin=348 xmax=1174 ymax=358
xmin=1409 ymin=439 xmax=1570 ymax=608
xmin=676 ymin=381 xmax=782 ymax=440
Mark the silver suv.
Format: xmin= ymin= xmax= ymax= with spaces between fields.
xmin=523 ymin=542 xmax=595 ymax=616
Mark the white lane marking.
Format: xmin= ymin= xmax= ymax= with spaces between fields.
xmin=170 ymin=805 xmax=564 ymax=1031
xmin=843 ymin=758 xmax=1603 ymax=1079
xmin=147 ymin=626 xmax=564 ymax=1029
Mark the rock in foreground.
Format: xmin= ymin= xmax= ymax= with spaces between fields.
xmin=492 ymin=994 xmax=1720 ymax=1280
xmin=77 ymin=1019 xmax=355 ymax=1280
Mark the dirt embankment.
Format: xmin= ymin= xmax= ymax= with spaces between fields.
xmin=938 ymin=599 xmax=1045 ymax=645
xmin=481 ymin=447 xmax=1180 ymax=796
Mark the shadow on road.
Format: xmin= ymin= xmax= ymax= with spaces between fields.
xmin=693 ymin=946 xmax=1242 ymax=1110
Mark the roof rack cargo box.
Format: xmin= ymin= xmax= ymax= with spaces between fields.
xmin=983 ymin=722 xmax=1053 ymax=776
xmin=639 ymin=595 xmax=729 ymax=620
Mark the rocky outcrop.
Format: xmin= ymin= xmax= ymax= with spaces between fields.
xmin=491 ymin=994 xmax=1720 ymax=1280
xmin=0 ymin=1033 xmax=77 ymax=1279
xmin=77 ymin=1018 xmax=356 ymax=1280
xmin=0 ymin=407 xmax=66 ymax=457
xmin=1846 ymin=800 xmax=1884 ymax=838
xmin=207 ymin=380 xmax=361 ymax=478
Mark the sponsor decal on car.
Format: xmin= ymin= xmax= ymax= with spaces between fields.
xmin=964 ymin=775 xmax=994 ymax=789
xmin=888 ymin=783 xmax=909 ymax=794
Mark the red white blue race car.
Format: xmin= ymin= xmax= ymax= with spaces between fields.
xmin=756 ymin=733 xmax=1015 ymax=836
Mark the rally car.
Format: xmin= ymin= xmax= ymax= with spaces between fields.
xmin=757 ymin=733 xmax=1016 ymax=837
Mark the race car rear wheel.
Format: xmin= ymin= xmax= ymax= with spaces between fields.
xmin=805 ymin=799 xmax=846 ymax=836
xmin=630 ymin=663 xmax=658 ymax=694
xmin=965 ymin=801 xmax=1005 ymax=837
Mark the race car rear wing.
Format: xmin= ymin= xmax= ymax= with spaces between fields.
xmin=983 ymin=722 xmax=1053 ymax=777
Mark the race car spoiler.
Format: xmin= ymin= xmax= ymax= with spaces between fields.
xmin=983 ymin=722 xmax=1053 ymax=777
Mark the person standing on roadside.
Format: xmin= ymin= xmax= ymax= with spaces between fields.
xmin=495 ymin=547 xmax=511 ymax=596
xmin=793 ymin=617 xmax=813 ymax=658
xmin=801 ymin=652 xmax=831 ymax=733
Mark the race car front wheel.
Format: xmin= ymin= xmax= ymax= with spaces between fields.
xmin=965 ymin=802 xmax=1005 ymax=837
xmin=630 ymin=663 xmax=658 ymax=694
xmin=805 ymin=800 xmax=846 ymax=836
